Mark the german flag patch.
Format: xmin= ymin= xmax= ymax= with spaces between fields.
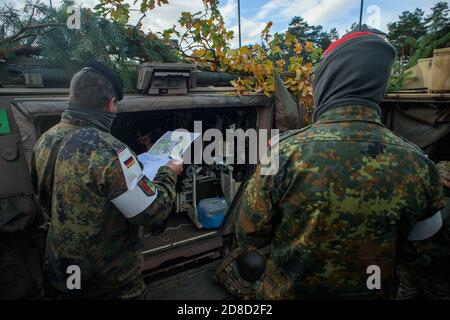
xmin=138 ymin=176 xmax=156 ymax=197
xmin=124 ymin=156 xmax=136 ymax=168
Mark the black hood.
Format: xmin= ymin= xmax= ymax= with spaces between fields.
xmin=312 ymin=32 xmax=396 ymax=122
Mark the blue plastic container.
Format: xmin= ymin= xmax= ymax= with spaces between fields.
xmin=197 ymin=197 xmax=228 ymax=229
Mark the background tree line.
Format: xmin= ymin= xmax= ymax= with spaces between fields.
xmin=387 ymin=1 xmax=450 ymax=66
xmin=386 ymin=1 xmax=449 ymax=89
xmin=0 ymin=0 xmax=449 ymax=92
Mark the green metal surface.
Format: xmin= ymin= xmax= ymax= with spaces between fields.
xmin=0 ymin=109 xmax=11 ymax=134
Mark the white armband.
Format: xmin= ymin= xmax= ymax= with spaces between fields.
xmin=111 ymin=147 xmax=158 ymax=218
xmin=407 ymin=210 xmax=443 ymax=241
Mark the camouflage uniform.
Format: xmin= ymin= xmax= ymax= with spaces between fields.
xmin=31 ymin=112 xmax=176 ymax=299
xmin=236 ymin=105 xmax=447 ymax=299
xmin=396 ymin=160 xmax=450 ymax=300
xmin=437 ymin=161 xmax=450 ymax=189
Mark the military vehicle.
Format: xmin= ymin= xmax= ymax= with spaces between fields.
xmin=0 ymin=60 xmax=274 ymax=299
xmin=0 ymin=59 xmax=449 ymax=300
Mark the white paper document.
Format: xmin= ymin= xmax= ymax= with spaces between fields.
xmin=138 ymin=131 xmax=200 ymax=180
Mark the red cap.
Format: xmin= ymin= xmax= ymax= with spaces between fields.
xmin=322 ymin=31 xmax=374 ymax=57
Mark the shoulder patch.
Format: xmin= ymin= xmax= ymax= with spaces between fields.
xmin=138 ymin=176 xmax=156 ymax=196
xmin=116 ymin=146 xmax=141 ymax=190
xmin=124 ymin=156 xmax=136 ymax=168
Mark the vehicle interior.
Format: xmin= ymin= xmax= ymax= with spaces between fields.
xmin=110 ymin=107 xmax=257 ymax=255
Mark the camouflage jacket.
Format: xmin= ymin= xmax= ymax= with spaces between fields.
xmin=30 ymin=112 xmax=176 ymax=299
xmin=236 ymin=105 xmax=446 ymax=299
xmin=396 ymin=165 xmax=450 ymax=300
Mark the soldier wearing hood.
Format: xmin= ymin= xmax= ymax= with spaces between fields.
xmin=234 ymin=32 xmax=447 ymax=299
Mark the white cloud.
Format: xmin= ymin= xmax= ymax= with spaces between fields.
xmin=229 ymin=18 xmax=267 ymax=47
xmin=136 ymin=0 xmax=266 ymax=48
xmin=136 ymin=0 xmax=265 ymax=49
xmin=135 ymin=1 xmax=206 ymax=33
xmin=220 ymin=0 xmax=237 ymax=25
xmin=300 ymin=0 xmax=356 ymax=25
xmin=256 ymin=0 xmax=290 ymax=20
xmin=255 ymin=0 xmax=357 ymax=26
xmin=45 ymin=0 xmax=205 ymax=33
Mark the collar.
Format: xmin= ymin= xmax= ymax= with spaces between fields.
xmin=60 ymin=111 xmax=98 ymax=129
xmin=315 ymin=105 xmax=382 ymax=125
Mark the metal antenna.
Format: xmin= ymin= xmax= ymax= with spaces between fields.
xmin=238 ymin=0 xmax=242 ymax=48
xmin=358 ymin=0 xmax=364 ymax=31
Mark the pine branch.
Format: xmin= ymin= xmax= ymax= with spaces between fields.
xmin=5 ymin=22 xmax=66 ymax=43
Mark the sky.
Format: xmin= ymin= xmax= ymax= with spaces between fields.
xmin=1 ymin=0 xmax=443 ymax=48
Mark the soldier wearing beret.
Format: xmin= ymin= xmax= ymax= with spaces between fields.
xmin=234 ymin=32 xmax=447 ymax=299
xmin=30 ymin=60 xmax=183 ymax=299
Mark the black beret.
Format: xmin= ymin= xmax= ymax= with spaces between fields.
xmin=84 ymin=59 xmax=124 ymax=101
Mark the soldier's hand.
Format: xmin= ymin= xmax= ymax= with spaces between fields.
xmin=166 ymin=158 xmax=184 ymax=176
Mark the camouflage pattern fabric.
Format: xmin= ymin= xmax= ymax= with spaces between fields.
xmin=214 ymin=248 xmax=258 ymax=300
xmin=396 ymin=161 xmax=450 ymax=300
xmin=30 ymin=112 xmax=176 ymax=299
xmin=235 ymin=105 xmax=447 ymax=299
xmin=396 ymin=231 xmax=450 ymax=300
xmin=437 ymin=161 xmax=450 ymax=189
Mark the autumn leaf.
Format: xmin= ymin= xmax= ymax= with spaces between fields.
xmin=272 ymin=45 xmax=282 ymax=56
xmin=238 ymin=46 xmax=250 ymax=55
xmin=294 ymin=41 xmax=303 ymax=55
xmin=284 ymin=33 xmax=296 ymax=46
xmin=111 ymin=0 xmax=315 ymax=124
xmin=305 ymin=41 xmax=314 ymax=52
xmin=111 ymin=5 xmax=130 ymax=24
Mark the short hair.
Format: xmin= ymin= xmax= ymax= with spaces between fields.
xmin=68 ymin=68 xmax=116 ymax=109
